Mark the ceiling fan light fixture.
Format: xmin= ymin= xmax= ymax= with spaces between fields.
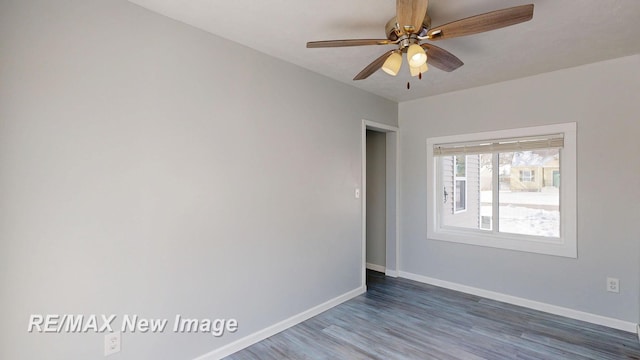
xmin=407 ymin=44 xmax=427 ymax=68
xmin=307 ymin=3 xmax=534 ymax=81
xmin=382 ymin=51 xmax=402 ymax=76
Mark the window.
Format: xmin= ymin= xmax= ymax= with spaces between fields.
xmin=426 ymin=123 xmax=577 ymax=258
xmin=454 ymin=156 xmax=467 ymax=213
xmin=519 ymin=170 xmax=535 ymax=182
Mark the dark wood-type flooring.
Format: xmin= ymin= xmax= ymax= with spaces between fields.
xmin=226 ymin=270 xmax=640 ymax=359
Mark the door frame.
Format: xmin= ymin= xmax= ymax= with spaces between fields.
xmin=361 ymin=119 xmax=400 ymax=287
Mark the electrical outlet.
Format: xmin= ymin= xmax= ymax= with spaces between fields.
xmin=606 ymin=277 xmax=620 ymax=293
xmin=104 ymin=331 xmax=121 ymax=356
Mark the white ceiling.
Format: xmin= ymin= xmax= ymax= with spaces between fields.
xmin=128 ymin=0 xmax=640 ymax=102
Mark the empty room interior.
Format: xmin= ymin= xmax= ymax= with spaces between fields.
xmin=2 ymin=0 xmax=640 ymax=359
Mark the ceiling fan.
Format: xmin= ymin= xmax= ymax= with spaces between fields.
xmin=307 ymin=0 xmax=534 ymax=81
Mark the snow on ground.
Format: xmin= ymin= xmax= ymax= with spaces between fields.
xmin=498 ymin=205 xmax=559 ymax=237
xmin=480 ymin=188 xmax=560 ymax=237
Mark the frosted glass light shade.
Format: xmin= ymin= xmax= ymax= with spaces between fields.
xmin=382 ymin=52 xmax=402 ymax=76
xmin=407 ymin=44 xmax=427 ymax=68
xmin=409 ymin=65 xmax=420 ymax=77
xmin=409 ymin=62 xmax=429 ymax=77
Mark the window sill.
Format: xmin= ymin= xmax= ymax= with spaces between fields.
xmin=427 ymin=228 xmax=577 ymax=258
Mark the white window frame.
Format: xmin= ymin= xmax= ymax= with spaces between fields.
xmin=426 ymin=123 xmax=577 ymax=258
xmin=453 ymin=155 xmax=467 ymax=213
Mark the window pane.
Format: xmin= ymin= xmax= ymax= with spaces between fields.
xmin=455 ymin=180 xmax=466 ymax=212
xmin=441 ymin=154 xmax=492 ymax=231
xmin=455 ymin=156 xmax=466 ymax=177
xmin=498 ymin=150 xmax=560 ymax=237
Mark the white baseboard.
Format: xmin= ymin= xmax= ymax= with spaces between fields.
xmin=398 ymin=271 xmax=638 ymax=334
xmin=366 ymin=263 xmax=386 ymax=273
xmin=385 ymin=269 xmax=399 ymax=278
xmin=193 ymin=286 xmax=366 ymax=360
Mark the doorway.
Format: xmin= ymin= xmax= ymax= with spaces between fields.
xmin=361 ymin=120 xmax=399 ymax=287
xmin=366 ymin=130 xmax=386 ymax=272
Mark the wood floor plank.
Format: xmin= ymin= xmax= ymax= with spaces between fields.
xmin=226 ymin=271 xmax=640 ymax=359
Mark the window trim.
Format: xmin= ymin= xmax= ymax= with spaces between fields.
xmin=426 ymin=123 xmax=577 ymax=258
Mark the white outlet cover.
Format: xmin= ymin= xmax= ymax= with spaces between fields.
xmin=606 ymin=277 xmax=620 ymax=293
xmin=104 ymin=331 xmax=121 ymax=356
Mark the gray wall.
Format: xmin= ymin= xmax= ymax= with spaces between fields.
xmin=0 ymin=1 xmax=397 ymax=359
xmin=398 ymin=55 xmax=640 ymax=323
xmin=366 ymin=130 xmax=386 ymax=269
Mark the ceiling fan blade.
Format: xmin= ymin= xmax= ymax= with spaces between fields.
xmin=421 ymin=43 xmax=463 ymax=72
xmin=427 ymin=4 xmax=533 ymax=40
xmin=353 ymin=50 xmax=396 ymax=80
xmin=397 ymin=0 xmax=429 ymax=34
xmin=307 ymin=39 xmax=393 ymax=48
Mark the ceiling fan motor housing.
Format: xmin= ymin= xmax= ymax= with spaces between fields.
xmin=385 ymin=14 xmax=432 ymax=41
